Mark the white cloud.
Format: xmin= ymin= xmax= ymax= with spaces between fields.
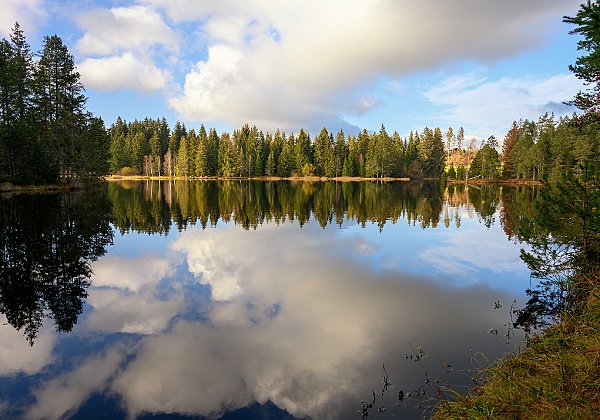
xmin=170 ymin=233 xmax=244 ymax=301
xmin=160 ymin=0 xmax=580 ymax=131
xmin=85 ymin=288 xmax=183 ymax=334
xmin=107 ymin=223 xmax=521 ymax=419
xmin=423 ymin=73 xmax=583 ymax=139
xmin=91 ymin=255 xmax=172 ymax=293
xmin=0 ymin=0 xmax=45 ymax=37
xmin=85 ymin=254 xmax=182 ymax=333
xmin=13 ymin=219 xmax=527 ymax=419
xmin=75 ymin=5 xmax=178 ymax=55
xmin=0 ymin=317 xmax=55 ymax=375
xmin=78 ymin=52 xmax=171 ymax=91
xmin=25 ymin=345 xmax=129 ymax=420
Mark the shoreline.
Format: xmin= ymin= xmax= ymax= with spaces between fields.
xmin=446 ymin=178 xmax=544 ymax=186
xmin=106 ymin=175 xmax=412 ymax=182
xmin=0 ymin=182 xmax=84 ymax=194
xmin=435 ymin=281 xmax=600 ymax=419
xmin=107 ymin=175 xmax=544 ymax=186
xmin=1 ymin=176 xmax=545 ymax=192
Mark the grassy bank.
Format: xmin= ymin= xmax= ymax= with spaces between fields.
xmin=107 ymin=174 xmax=412 ymax=182
xmin=0 ymin=179 xmax=107 ymax=194
xmin=107 ymin=174 xmax=543 ymax=184
xmin=435 ymin=283 xmax=600 ymax=419
xmin=447 ymin=178 xmax=544 ymax=186
xmin=0 ymin=182 xmax=83 ymax=193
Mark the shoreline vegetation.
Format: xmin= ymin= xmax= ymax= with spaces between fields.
xmin=436 ymin=178 xmax=600 ymax=416
xmin=106 ymin=175 xmax=544 ymax=185
xmin=435 ymin=282 xmax=600 ymax=419
xmin=107 ymin=175 xmax=412 ymax=182
xmin=435 ymin=2 xmax=600 ymax=415
xmin=0 ymin=176 xmax=544 ymax=193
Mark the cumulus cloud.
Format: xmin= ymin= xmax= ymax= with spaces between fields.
xmin=75 ymin=5 xmax=178 ymax=55
xmin=78 ymin=52 xmax=171 ymax=91
xmin=0 ymin=317 xmax=55 ymax=375
xmin=91 ymin=255 xmax=173 ymax=293
xmin=18 ymin=219 xmax=527 ymax=419
xmin=107 ymin=223 xmax=520 ymax=419
xmin=422 ymin=72 xmax=583 ymax=139
xmin=25 ymin=345 xmax=130 ymax=420
xmin=85 ymin=288 xmax=183 ymax=334
xmin=85 ymin=254 xmax=182 ymax=333
xmin=0 ymin=0 xmax=45 ymax=37
xmin=73 ymin=5 xmax=177 ymax=93
xmin=159 ymin=0 xmax=579 ymax=131
xmin=171 ymin=231 xmax=245 ymax=301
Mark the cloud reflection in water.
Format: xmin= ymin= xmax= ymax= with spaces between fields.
xmin=4 ymin=213 xmax=527 ymax=419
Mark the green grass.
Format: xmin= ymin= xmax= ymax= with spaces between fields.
xmin=435 ymin=285 xmax=600 ymax=419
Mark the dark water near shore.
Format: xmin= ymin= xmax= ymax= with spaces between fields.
xmin=0 ymin=181 xmax=540 ymax=419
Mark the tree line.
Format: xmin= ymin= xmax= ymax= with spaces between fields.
xmin=441 ymin=112 xmax=599 ymax=183
xmin=109 ymin=119 xmax=449 ymax=179
xmin=2 ymin=18 xmax=598 ymax=186
xmin=110 ymin=111 xmax=599 ymax=184
xmin=0 ymin=23 xmax=108 ymax=185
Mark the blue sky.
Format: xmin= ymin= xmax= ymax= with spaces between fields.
xmin=0 ymin=0 xmax=585 ymax=142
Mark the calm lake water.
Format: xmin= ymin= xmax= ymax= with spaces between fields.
xmin=0 ymin=181 xmax=540 ymax=419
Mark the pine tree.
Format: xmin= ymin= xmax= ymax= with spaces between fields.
xmin=206 ymin=128 xmax=219 ymax=176
xmin=187 ymin=129 xmax=198 ymax=176
xmin=334 ymin=129 xmax=347 ymax=177
xmin=195 ymin=124 xmax=208 ymax=176
xmin=563 ymin=1 xmax=600 ymax=117
xmin=277 ymin=134 xmax=295 ymax=177
xmin=149 ymin=129 xmax=161 ymax=176
xmin=33 ymin=35 xmax=86 ymax=181
xmin=314 ymin=127 xmax=332 ymax=176
xmin=175 ymin=136 xmax=189 ymax=176
xmin=501 ymin=122 xmax=519 ymax=178
xmin=294 ymin=128 xmax=311 ymax=175
xmin=445 ymin=127 xmax=454 ymax=161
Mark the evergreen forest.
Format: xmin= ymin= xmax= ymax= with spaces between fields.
xmin=0 ymin=23 xmax=108 ymax=185
xmin=108 ymin=113 xmax=599 ymax=184
xmin=1 ymin=21 xmax=599 ymax=186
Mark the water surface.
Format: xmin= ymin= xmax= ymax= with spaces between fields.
xmin=0 ymin=181 xmax=539 ymax=419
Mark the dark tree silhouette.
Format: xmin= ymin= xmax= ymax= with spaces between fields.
xmin=0 ymin=191 xmax=113 ymax=345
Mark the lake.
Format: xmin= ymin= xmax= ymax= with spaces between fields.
xmin=0 ymin=180 xmax=540 ymax=419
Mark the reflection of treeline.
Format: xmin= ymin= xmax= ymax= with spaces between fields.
xmin=0 ymin=191 xmax=113 ymax=344
xmin=109 ymin=180 xmax=447 ymax=232
xmin=499 ymin=186 xmax=541 ymax=241
xmin=110 ymin=119 xmax=447 ymax=179
xmin=108 ymin=181 xmax=539 ymax=235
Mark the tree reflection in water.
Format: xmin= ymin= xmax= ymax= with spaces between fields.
xmin=0 ymin=191 xmax=113 ymax=344
xmin=0 ymin=181 xmax=549 ymax=419
xmin=0 ymin=180 xmax=541 ymax=347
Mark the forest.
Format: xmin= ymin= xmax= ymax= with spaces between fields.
xmin=0 ymin=23 xmax=108 ymax=185
xmin=108 ymin=112 xmax=599 ymax=184
xmin=1 ymin=21 xmax=599 ymax=186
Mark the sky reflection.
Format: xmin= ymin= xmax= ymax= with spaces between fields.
xmin=0 ymin=185 xmax=534 ymax=419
